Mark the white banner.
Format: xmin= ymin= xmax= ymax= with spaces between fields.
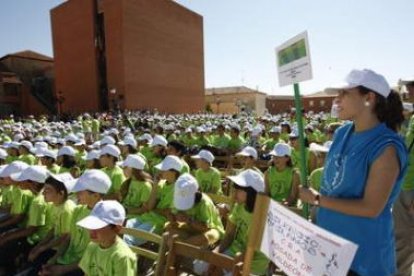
xmin=260 ymin=200 xmax=358 ymax=276
xmin=276 ymin=31 xmax=313 ymax=87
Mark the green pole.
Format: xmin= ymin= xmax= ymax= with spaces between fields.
xmin=293 ymin=83 xmax=309 ymax=219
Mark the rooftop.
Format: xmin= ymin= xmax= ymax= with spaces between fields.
xmin=205 ymin=86 xmax=267 ymax=96
xmin=0 ymin=50 xmax=53 ymax=62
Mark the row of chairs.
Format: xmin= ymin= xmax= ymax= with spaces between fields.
xmin=120 ymin=227 xmax=244 ymax=276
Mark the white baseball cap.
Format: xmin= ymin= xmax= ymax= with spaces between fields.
xmin=100 ymin=144 xmax=121 ymax=158
xmin=309 ymin=141 xmax=332 ymax=153
xmin=269 ymin=126 xmax=281 ymax=133
xmin=11 ymin=165 xmax=49 ymax=183
xmin=100 ymin=136 xmax=116 ymax=146
xmin=20 ymin=140 xmax=33 ymax=150
xmin=236 ymin=146 xmax=258 ymax=160
xmin=269 ymin=143 xmax=292 ymax=157
xmin=65 ymin=133 xmax=79 ymax=143
xmin=150 ymin=135 xmax=168 ymax=147
xmin=85 ymin=150 xmax=101 ymax=161
xmin=48 ymin=172 xmax=76 ymax=193
xmin=0 ymin=161 xmax=29 ymax=178
xmin=138 ymin=133 xmax=153 ymax=144
xmin=71 ymin=169 xmax=111 ymax=194
xmin=58 ymin=146 xmax=76 ymax=157
xmin=155 ymin=155 xmax=183 ymax=172
xmin=191 ymin=150 xmax=214 ymax=164
xmin=77 ymin=200 xmax=126 ymax=230
xmin=326 ymin=69 xmax=391 ymax=98
xmin=0 ymin=148 xmax=8 ymax=160
xmin=227 ymin=169 xmax=265 ymax=193
xmin=403 ymin=102 xmax=414 ymax=113
xmin=174 ymin=173 xmax=199 ymax=211
xmin=121 ymin=155 xmax=146 ymax=170
xmin=118 ymin=136 xmax=137 ymax=148
xmin=36 ymin=148 xmax=57 ymax=159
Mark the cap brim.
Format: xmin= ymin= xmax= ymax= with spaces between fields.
xmin=10 ymin=172 xmax=24 ymax=182
xmin=309 ymin=143 xmax=329 ymax=153
xmin=154 ymin=163 xmax=164 ymax=171
xmin=77 ymin=215 xmax=109 ymax=230
xmin=324 ymin=82 xmax=357 ymax=94
xmin=227 ymin=175 xmax=247 ymax=188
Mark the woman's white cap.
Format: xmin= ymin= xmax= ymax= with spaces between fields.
xmin=100 ymin=144 xmax=121 ymax=158
xmin=77 ymin=200 xmax=125 ymax=230
xmin=227 ymin=169 xmax=264 ymax=193
xmin=174 ymin=173 xmax=199 ymax=211
xmin=58 ymin=146 xmax=76 ymax=157
xmin=155 ymin=155 xmax=183 ymax=172
xmin=150 ymin=135 xmax=168 ymax=147
xmin=236 ymin=146 xmax=258 ymax=160
xmin=326 ymin=69 xmax=390 ymax=98
xmin=121 ymin=155 xmax=146 ymax=170
xmin=269 ymin=143 xmax=292 ymax=157
xmin=191 ymin=150 xmax=215 ymax=164
xmin=71 ymin=169 xmax=111 ymax=194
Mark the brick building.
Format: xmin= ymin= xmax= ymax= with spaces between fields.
xmin=51 ymin=0 xmax=204 ymax=114
xmin=0 ymin=50 xmax=55 ymax=117
xmin=205 ymin=86 xmax=267 ymax=115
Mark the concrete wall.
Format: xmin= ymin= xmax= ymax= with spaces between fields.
xmin=51 ymin=0 xmax=100 ymax=114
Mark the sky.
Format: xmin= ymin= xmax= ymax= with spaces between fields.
xmin=1 ymin=0 xmax=413 ymax=95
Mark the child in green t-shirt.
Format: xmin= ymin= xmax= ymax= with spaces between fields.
xmin=77 ymin=200 xmax=137 ymax=276
xmin=39 ymin=169 xmax=111 ymax=276
xmin=201 ymin=170 xmax=269 ymax=276
xmin=99 ymin=144 xmax=126 ymax=200
xmin=166 ymin=174 xmax=224 ymax=248
xmin=0 ymin=165 xmax=52 ymax=275
xmin=191 ymin=150 xmax=222 ymax=194
xmin=25 ymin=173 xmax=76 ymax=274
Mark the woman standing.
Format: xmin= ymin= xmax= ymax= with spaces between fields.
xmin=300 ymin=69 xmax=407 ymax=276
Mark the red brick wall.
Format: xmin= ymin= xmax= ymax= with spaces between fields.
xmin=51 ymin=0 xmax=100 ymax=114
xmin=121 ymin=0 xmax=204 ymax=113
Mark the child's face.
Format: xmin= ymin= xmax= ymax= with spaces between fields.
xmin=235 ymin=188 xmax=247 ymax=204
xmin=272 ymin=156 xmax=289 ymax=169
xmin=195 ymin=159 xmax=209 ymax=170
xmin=89 ymin=225 xmax=118 ymax=244
xmin=76 ymin=190 xmax=94 ymax=206
xmin=85 ymin=160 xmax=95 ymax=169
xmin=43 ymin=184 xmax=63 ymax=204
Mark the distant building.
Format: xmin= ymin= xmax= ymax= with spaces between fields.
xmin=205 ymin=86 xmax=267 ymax=115
xmin=0 ymin=50 xmax=55 ymax=117
xmin=266 ymin=90 xmax=336 ymax=114
xmin=51 ymin=0 xmax=204 ymax=114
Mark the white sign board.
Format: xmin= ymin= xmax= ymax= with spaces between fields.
xmin=276 ymin=31 xmax=313 ymax=87
xmin=260 ymin=200 xmax=358 ymax=276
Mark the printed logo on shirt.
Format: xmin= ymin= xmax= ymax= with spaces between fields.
xmin=322 ymin=153 xmax=347 ymax=194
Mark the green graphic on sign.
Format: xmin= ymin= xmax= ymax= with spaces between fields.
xmin=277 ymin=39 xmax=307 ymax=67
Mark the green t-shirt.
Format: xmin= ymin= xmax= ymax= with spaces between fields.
xmin=194 ymin=167 xmax=222 ymax=194
xmin=309 ymin=167 xmax=323 ymax=191
xmin=227 ymin=203 xmax=269 ymax=275
xmin=92 ymin=119 xmax=100 ymax=133
xmin=48 ymin=164 xmax=61 ymax=174
xmin=213 ymin=134 xmax=231 ymax=149
xmin=228 ymin=136 xmax=245 ymax=152
xmin=176 ymin=193 xmax=224 ymax=237
xmin=0 ymin=185 xmax=14 ymax=207
xmin=181 ymin=159 xmax=190 ymax=174
xmin=195 ymin=135 xmax=211 ymax=147
xmin=181 ymin=134 xmax=198 ymax=147
xmin=52 ymin=200 xmax=76 ymax=237
xmin=10 ymin=188 xmax=34 ymax=216
xmin=139 ymin=180 xmax=174 ymax=232
xmin=57 ymin=204 xmax=91 ymax=265
xmin=26 ymin=194 xmax=53 ymax=245
xmin=102 ymin=166 xmax=126 ymax=195
xmin=263 ymin=138 xmax=284 ymax=151
xmin=402 ymin=115 xmax=414 ymax=191
xmin=5 ymin=155 xmax=19 ymax=164
xmin=79 ymin=237 xmax=137 ymax=276
xmin=19 ymin=154 xmax=36 ymax=165
xmin=267 ymin=166 xmax=293 ymax=202
xmin=122 ymin=179 xmax=152 ymax=219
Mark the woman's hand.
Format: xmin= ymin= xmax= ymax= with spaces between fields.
xmin=299 ymin=186 xmax=319 ymax=205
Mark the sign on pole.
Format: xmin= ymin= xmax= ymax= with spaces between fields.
xmin=261 ymin=200 xmax=358 ymax=276
xmin=242 ymin=195 xmax=358 ymax=276
xmin=276 ymin=31 xmax=313 ymax=87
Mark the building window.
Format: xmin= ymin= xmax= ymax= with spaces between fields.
xmin=309 ymin=100 xmax=314 ymax=107
xmin=320 ymin=100 xmax=325 ymax=107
